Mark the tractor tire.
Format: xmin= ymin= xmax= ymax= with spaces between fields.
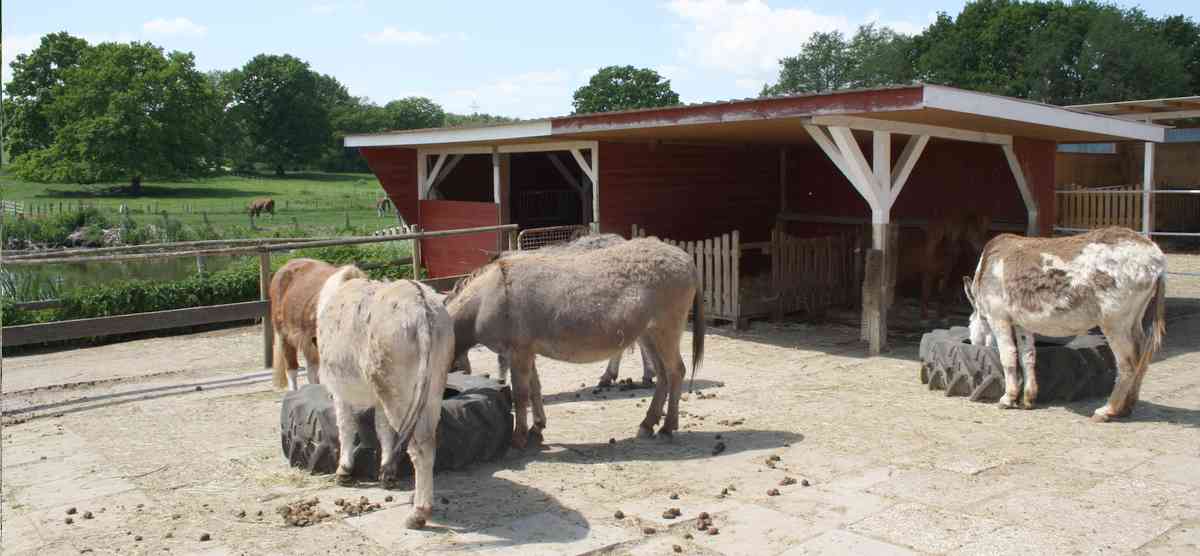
xmin=280 ymin=372 xmax=512 ymax=480
xmin=919 ymin=327 xmax=1117 ymax=403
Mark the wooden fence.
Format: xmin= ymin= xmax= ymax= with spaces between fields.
xmin=1 ymin=224 xmax=519 ymax=361
xmin=1055 ymin=186 xmax=1143 ymax=230
xmin=771 ymin=229 xmax=861 ymax=318
xmin=632 ymin=225 xmax=748 ymax=326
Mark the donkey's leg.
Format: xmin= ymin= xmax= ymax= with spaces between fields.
xmin=991 ymin=319 xmax=1021 ymax=409
xmin=374 ymin=404 xmax=400 ymax=489
xmin=598 ymin=351 xmax=622 ymax=387
xmin=638 ymin=345 xmax=670 ymax=439
xmin=638 ymin=341 xmax=657 ymax=386
xmin=497 ymin=351 xmax=509 ymax=384
xmin=332 ymin=396 xmax=358 ymax=485
xmin=529 ymin=359 xmax=547 ymax=443
xmin=302 ymin=343 xmax=320 ymax=386
xmin=507 ymin=350 xmax=534 ymax=450
xmin=404 ymin=416 xmax=437 ymax=529
xmin=1016 ymin=327 xmax=1038 ymax=409
xmin=643 ymin=324 xmax=686 ymax=440
xmin=282 ymin=339 xmax=301 ymax=390
xmin=1094 ymin=327 xmax=1139 ymax=422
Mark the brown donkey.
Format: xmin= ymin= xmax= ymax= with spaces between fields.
xmin=270 ymin=258 xmax=338 ymax=390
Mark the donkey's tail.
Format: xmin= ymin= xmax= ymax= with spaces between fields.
xmin=272 ymin=332 xmax=290 ymax=390
xmin=1135 ymin=273 xmax=1167 ymax=374
xmin=689 ymin=288 xmax=705 ymax=392
xmin=389 ymin=283 xmax=441 ymax=446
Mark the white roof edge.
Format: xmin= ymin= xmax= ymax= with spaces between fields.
xmin=345 ymin=120 xmax=552 ymax=148
xmin=923 ymin=85 xmax=1167 ymax=143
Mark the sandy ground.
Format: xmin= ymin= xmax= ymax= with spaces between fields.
xmin=3 ymin=255 xmax=1199 ymax=555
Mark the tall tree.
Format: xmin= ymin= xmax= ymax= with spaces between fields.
xmin=383 ymin=97 xmax=446 ymax=129
xmin=571 ymin=66 xmax=680 ymax=114
xmin=2 ymin=32 xmax=91 ymax=159
xmin=231 ymin=54 xmax=330 ymax=175
xmin=9 ymin=41 xmax=219 ymax=193
xmin=762 ymin=31 xmax=853 ymax=95
xmin=444 ymin=112 xmax=518 ymax=127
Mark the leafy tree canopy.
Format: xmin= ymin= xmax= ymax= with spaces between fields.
xmin=572 ymin=65 xmax=681 ymax=114
xmin=231 ymin=54 xmax=331 ymax=175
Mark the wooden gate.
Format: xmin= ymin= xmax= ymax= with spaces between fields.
xmin=631 ymin=225 xmax=750 ymax=326
xmin=771 ymin=229 xmax=860 ymax=318
xmin=1056 ymin=186 xmax=1142 ymax=230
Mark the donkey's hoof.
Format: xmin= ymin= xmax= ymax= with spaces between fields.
xmin=380 ymin=472 xmax=402 ymax=490
xmin=656 ymin=428 xmax=676 ymax=443
xmin=997 ymin=397 xmax=1017 ymax=410
xmin=1090 ymin=412 xmax=1112 ymax=423
xmin=598 ymin=377 xmax=615 ymax=388
xmin=1020 ymin=398 xmax=1037 ymax=410
xmin=334 ymin=471 xmax=355 ymax=486
xmin=405 ymin=507 xmax=431 ymax=530
xmin=526 ymin=429 xmax=545 ymax=449
xmin=637 ymin=425 xmax=655 ymax=439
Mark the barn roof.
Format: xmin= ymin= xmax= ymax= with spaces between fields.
xmin=345 ymin=83 xmax=1167 ymax=149
xmin=1069 ymin=95 xmax=1200 ymax=123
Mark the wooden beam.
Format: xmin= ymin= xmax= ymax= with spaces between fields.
xmin=779 ymin=148 xmax=787 ymax=212
xmin=259 ymin=251 xmax=273 ymax=368
xmin=428 ymin=154 xmax=464 ymax=198
xmin=828 ymin=126 xmax=882 ymax=211
xmin=496 ymin=140 xmax=597 ymax=154
xmin=570 ymin=148 xmax=596 ymax=182
xmin=1143 ymin=141 xmax=1155 ymax=235
xmin=812 ymin=115 xmax=1013 ymax=146
xmin=873 ymin=131 xmax=892 ymax=210
xmin=425 ymin=153 xmax=448 ymax=194
xmin=888 ymin=134 xmax=930 ymax=209
xmin=1001 ymin=144 xmax=1039 ymax=236
xmin=804 ymin=124 xmax=878 ymax=209
xmin=1110 ymin=109 xmax=1200 ymax=121
xmin=417 ymin=152 xmax=429 ymax=200
xmin=592 ymin=143 xmax=601 ymax=228
xmin=2 ymin=301 xmax=269 ymax=347
xmin=547 ymin=153 xmax=584 ymax=193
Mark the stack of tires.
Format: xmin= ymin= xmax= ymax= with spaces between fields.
xmin=919 ymin=327 xmax=1117 ymax=403
xmin=280 ymin=372 xmax=512 ymax=480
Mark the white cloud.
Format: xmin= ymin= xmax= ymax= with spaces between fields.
xmin=362 ymin=28 xmax=465 ymax=46
xmin=310 ymin=3 xmax=340 ymax=14
xmin=2 ymin=33 xmax=41 ymax=84
xmin=445 ymin=69 xmax=577 ymax=118
xmin=665 ymin=0 xmax=930 ymax=84
xmin=734 ymin=78 xmax=762 ymax=91
xmin=142 ymin=17 xmax=207 ymax=38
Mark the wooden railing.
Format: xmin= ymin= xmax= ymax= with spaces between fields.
xmin=1055 ymin=186 xmax=1142 ymax=230
xmin=771 ymin=229 xmax=860 ymax=318
xmin=1 ymin=224 xmax=519 ymax=362
xmin=632 ymin=225 xmax=743 ymax=325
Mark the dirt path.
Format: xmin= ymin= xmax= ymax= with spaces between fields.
xmin=4 ymin=273 xmax=1200 ymax=555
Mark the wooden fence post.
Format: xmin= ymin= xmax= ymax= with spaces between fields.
xmin=411 ymin=226 xmax=422 ymax=280
xmin=259 ymin=250 xmax=274 ymax=368
xmin=862 ymin=248 xmax=886 ymax=355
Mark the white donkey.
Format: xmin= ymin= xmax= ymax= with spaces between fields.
xmin=316 ymin=265 xmax=455 ymax=529
xmin=963 ymin=227 xmax=1166 ymax=421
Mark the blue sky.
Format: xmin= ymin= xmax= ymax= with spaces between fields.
xmin=4 ymin=1 xmax=1198 ymax=118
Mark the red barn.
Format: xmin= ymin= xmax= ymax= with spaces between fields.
xmin=347 ymin=84 xmax=1164 ymax=352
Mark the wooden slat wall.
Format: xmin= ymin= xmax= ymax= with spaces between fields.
xmin=360 ymin=147 xmax=419 ymax=225
xmin=1055 ymin=187 xmax=1142 ymax=230
xmin=771 ymin=229 xmax=860 ymax=316
xmin=418 ymin=200 xmax=500 ymax=278
xmin=631 ymin=225 xmax=741 ymax=322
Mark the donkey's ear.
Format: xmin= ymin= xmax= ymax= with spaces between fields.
xmin=962 ymin=276 xmax=976 ymax=306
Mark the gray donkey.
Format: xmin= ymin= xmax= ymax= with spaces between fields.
xmin=446 ymin=237 xmax=704 ymax=449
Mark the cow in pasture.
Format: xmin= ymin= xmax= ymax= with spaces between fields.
xmin=376 ymin=197 xmax=393 ymax=218
xmin=963 ymin=227 xmax=1166 ymax=421
xmin=270 ymin=258 xmax=339 ymax=390
xmin=316 ymin=265 xmax=454 ymax=529
xmin=248 ymin=198 xmax=275 ymax=218
xmin=446 ymin=237 xmax=704 ymax=449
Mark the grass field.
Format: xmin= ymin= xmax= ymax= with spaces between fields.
xmin=0 ymin=171 xmax=405 ymax=236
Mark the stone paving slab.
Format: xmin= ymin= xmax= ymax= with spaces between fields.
xmin=974 ymin=492 xmax=1178 ymax=553
xmin=778 ymin=529 xmax=918 ymax=556
xmin=685 ymin=500 xmax=816 ymax=556
xmin=1139 ymin=521 xmax=1200 ymax=556
xmin=848 ymin=502 xmax=1005 ymax=554
xmin=947 ymin=524 xmax=1093 ymax=556
xmin=448 ymin=511 xmax=635 ymax=555
xmin=1130 ymin=454 xmax=1200 ymax=488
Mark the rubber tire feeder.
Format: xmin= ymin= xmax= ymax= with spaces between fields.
xmin=919 ymin=327 xmax=1117 ymax=403
xmin=280 ymin=372 xmax=512 ymax=479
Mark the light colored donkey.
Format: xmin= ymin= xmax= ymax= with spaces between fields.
xmin=963 ymin=227 xmax=1166 ymax=421
xmin=316 ymin=266 xmax=455 ymax=529
xmin=446 ymin=237 xmax=704 ymax=449
xmin=270 ymin=258 xmax=338 ymax=390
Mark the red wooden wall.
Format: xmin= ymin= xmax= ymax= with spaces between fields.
xmin=1013 ymin=137 xmax=1056 ymax=236
xmin=418 ymin=200 xmax=500 ymax=277
xmin=360 ymin=147 xmax=418 ymax=224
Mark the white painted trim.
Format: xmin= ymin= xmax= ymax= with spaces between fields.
xmin=828 ymin=126 xmax=881 ymax=210
xmin=873 ymin=131 xmax=892 ymax=210
xmin=417 ymin=145 xmax=493 ymax=156
xmin=888 ymin=134 xmax=929 ymax=209
xmin=491 ymin=148 xmax=501 ymax=205
xmin=497 ymin=140 xmax=597 ymax=154
xmin=1143 ymin=142 xmax=1155 ymax=235
xmin=345 ymin=120 xmax=552 ymax=147
xmin=592 ymin=143 xmax=600 ymax=226
xmin=1001 ymin=145 xmax=1039 ymax=236
xmin=426 ymin=154 xmax=448 ymax=190
xmin=924 ymin=85 xmax=1166 ymax=143
xmin=416 ymin=153 xmax=428 ymax=201
xmin=812 ymin=114 xmax=1012 ymax=145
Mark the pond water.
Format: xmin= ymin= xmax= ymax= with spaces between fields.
xmin=1 ymin=254 xmax=249 ymax=303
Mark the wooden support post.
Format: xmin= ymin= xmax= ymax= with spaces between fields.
xmin=862 ymin=248 xmax=886 ymax=355
xmin=259 ymin=250 xmax=273 ymax=369
xmin=1143 ymin=141 xmax=1155 ymax=236
xmin=411 ymin=226 xmax=422 ymax=279
xmin=196 ymin=254 xmax=207 ymax=274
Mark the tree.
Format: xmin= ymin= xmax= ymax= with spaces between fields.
xmin=9 ymin=41 xmax=219 ymax=193
xmin=847 ymin=24 xmax=917 ymax=88
xmin=571 ymin=66 xmax=680 ymax=114
xmin=231 ymin=54 xmax=331 ymax=175
xmin=2 ymin=32 xmax=91 ymax=159
xmin=444 ymin=112 xmax=518 ymax=127
xmin=762 ymin=31 xmax=853 ymax=95
xmin=383 ymin=97 xmax=446 ymax=129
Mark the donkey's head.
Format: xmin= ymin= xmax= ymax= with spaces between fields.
xmin=962 ymin=276 xmax=992 ymax=346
